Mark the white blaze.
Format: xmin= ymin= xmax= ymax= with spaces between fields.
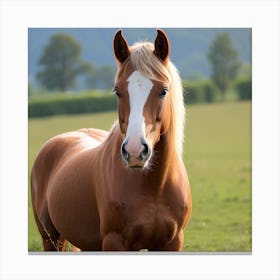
xmin=126 ymin=71 xmax=153 ymax=150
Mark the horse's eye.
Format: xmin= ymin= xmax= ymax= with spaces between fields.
xmin=159 ymin=88 xmax=168 ymax=98
xmin=112 ymin=88 xmax=120 ymax=97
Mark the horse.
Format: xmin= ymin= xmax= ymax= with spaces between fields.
xmin=30 ymin=29 xmax=192 ymax=251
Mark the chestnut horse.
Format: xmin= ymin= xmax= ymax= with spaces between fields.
xmin=31 ymin=29 xmax=192 ymax=251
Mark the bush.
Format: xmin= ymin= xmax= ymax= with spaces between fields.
xmin=28 ymin=93 xmax=117 ymax=118
xmin=234 ymin=77 xmax=252 ymax=100
xmin=183 ymin=80 xmax=219 ymax=104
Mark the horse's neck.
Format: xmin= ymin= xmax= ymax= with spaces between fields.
xmin=106 ymin=126 xmax=178 ymax=191
xmin=151 ymin=132 xmax=178 ymax=183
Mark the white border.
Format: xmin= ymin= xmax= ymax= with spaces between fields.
xmin=1 ymin=0 xmax=279 ymax=279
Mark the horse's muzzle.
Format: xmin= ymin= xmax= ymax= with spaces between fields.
xmin=121 ymin=139 xmax=151 ymax=168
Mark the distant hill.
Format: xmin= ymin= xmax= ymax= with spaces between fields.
xmin=28 ymin=28 xmax=251 ymax=84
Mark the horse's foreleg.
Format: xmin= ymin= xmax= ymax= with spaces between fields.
xmin=150 ymin=230 xmax=184 ymax=251
xmin=102 ymin=232 xmax=126 ymax=251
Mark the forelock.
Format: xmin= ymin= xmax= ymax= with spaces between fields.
xmin=116 ymin=42 xmax=171 ymax=83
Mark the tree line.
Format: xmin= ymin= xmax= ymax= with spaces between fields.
xmin=35 ymin=33 xmax=115 ymax=93
xmin=33 ymin=31 xmax=249 ymax=100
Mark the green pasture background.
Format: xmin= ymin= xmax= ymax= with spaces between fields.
xmin=28 ymin=101 xmax=251 ymax=252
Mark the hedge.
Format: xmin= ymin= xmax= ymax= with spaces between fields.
xmin=29 ymin=77 xmax=252 ymax=118
xmin=234 ymin=77 xmax=252 ymax=100
xmin=28 ymin=94 xmax=117 ymax=118
xmin=183 ymin=80 xmax=219 ymax=104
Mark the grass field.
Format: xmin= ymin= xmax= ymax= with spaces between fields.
xmin=28 ymin=101 xmax=251 ymax=252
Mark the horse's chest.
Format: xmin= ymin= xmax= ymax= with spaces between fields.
xmin=123 ymin=203 xmax=178 ymax=250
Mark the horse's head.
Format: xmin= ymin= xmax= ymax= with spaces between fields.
xmin=113 ymin=29 xmax=173 ymax=169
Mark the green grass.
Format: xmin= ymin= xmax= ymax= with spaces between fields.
xmin=28 ymin=101 xmax=251 ymax=252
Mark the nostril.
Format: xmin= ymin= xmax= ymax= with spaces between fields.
xmin=142 ymin=143 xmax=149 ymax=157
xmin=140 ymin=143 xmax=150 ymax=160
xmin=121 ymin=142 xmax=130 ymax=161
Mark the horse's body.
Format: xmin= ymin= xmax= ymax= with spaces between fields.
xmin=31 ymin=29 xmax=192 ymax=251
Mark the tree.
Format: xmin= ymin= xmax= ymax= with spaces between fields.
xmin=207 ymin=33 xmax=240 ymax=100
xmin=36 ymin=33 xmax=92 ymax=92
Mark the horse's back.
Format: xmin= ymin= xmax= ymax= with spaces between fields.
xmin=31 ymin=128 xmax=108 ymax=250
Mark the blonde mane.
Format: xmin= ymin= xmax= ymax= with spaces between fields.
xmin=114 ymin=42 xmax=185 ymax=157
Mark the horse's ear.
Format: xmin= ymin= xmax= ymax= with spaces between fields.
xmin=114 ymin=30 xmax=130 ymax=64
xmin=154 ymin=29 xmax=170 ymax=64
